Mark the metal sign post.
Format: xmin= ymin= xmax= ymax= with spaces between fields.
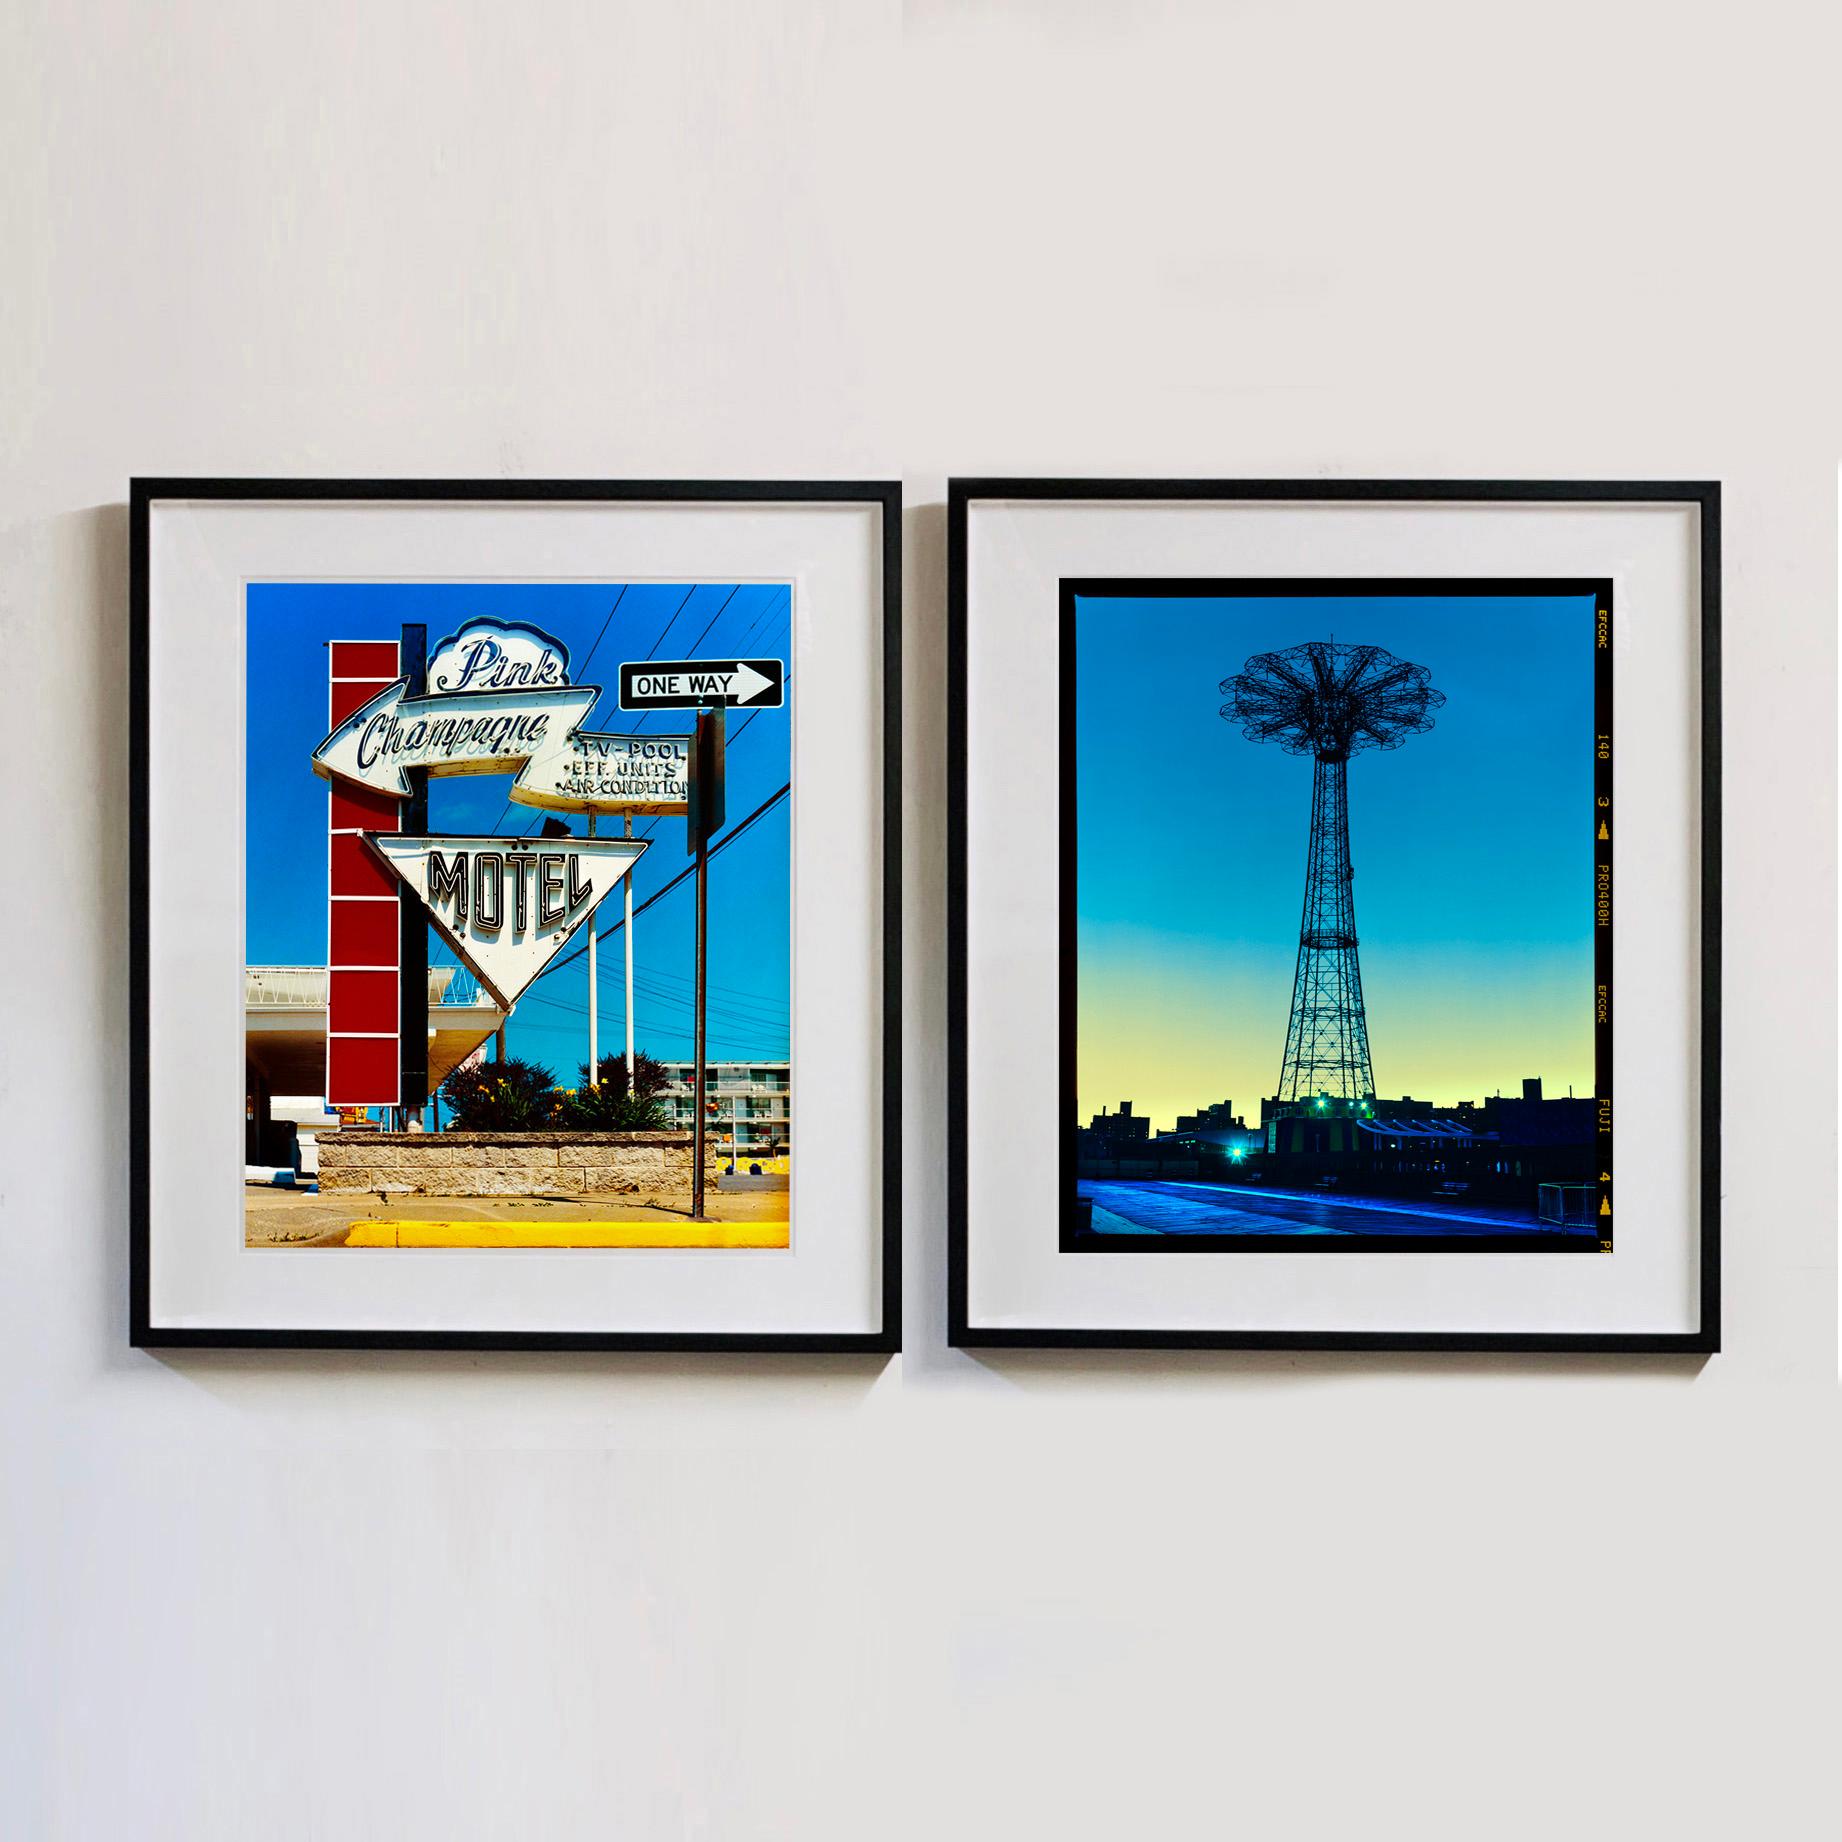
xmin=687 ymin=706 xmax=726 ymax=1222
xmin=397 ymin=624 xmax=429 ymax=1129
xmin=586 ymin=809 xmax=597 ymax=1083
xmin=624 ymin=810 xmax=635 ymax=1083
xmin=691 ymin=822 xmax=709 ymax=1219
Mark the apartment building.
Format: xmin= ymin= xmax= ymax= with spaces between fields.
xmin=656 ymin=1060 xmax=791 ymax=1152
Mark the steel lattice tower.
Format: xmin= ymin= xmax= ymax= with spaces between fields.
xmin=1220 ymin=640 xmax=1444 ymax=1103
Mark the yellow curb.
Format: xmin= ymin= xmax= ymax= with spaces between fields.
xmin=343 ymin=1220 xmax=791 ymax=1249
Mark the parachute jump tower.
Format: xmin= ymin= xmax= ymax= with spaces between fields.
xmin=1220 ymin=641 xmax=1444 ymax=1103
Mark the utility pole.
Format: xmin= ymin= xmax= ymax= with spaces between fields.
xmin=586 ymin=809 xmax=597 ymax=1083
xmin=692 ymin=822 xmax=709 ymax=1217
xmin=624 ymin=809 xmax=635 ymax=1084
xmin=687 ymin=707 xmax=725 ymax=1221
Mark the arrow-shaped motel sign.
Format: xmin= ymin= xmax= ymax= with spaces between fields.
xmin=311 ymin=679 xmax=693 ymax=815
xmin=365 ymin=833 xmax=650 ymax=1011
xmin=618 ymin=658 xmax=784 ymax=711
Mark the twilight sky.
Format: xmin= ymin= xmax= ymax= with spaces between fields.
xmin=1073 ymin=590 xmax=1596 ymax=1130
xmin=246 ymin=581 xmax=792 ymax=1080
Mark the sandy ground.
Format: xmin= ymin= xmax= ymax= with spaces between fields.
xmin=245 ymin=1182 xmax=790 ymax=1248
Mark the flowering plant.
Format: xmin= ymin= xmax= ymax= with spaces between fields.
xmin=436 ymin=1050 xmax=672 ymax=1131
xmin=548 ymin=1053 xmax=669 ymax=1130
xmin=437 ymin=1056 xmax=559 ymax=1130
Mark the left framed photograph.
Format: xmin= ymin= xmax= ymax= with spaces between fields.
xmin=131 ymin=479 xmax=901 ymax=1351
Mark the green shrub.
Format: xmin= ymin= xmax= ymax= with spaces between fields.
xmin=549 ymin=1052 xmax=671 ymax=1130
xmin=437 ymin=1049 xmax=678 ymax=1132
xmin=548 ymin=1086 xmax=668 ymax=1130
xmin=438 ymin=1055 xmax=558 ymax=1131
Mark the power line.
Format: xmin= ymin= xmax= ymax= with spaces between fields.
xmin=664 ymin=584 xmax=742 ymax=686
xmin=528 ymin=961 xmax=788 ymax=1018
xmin=507 ymin=1021 xmax=788 ymax=1058
xmin=522 ymin=979 xmax=788 ymax=1039
xmin=510 ymin=997 xmax=786 ymax=1045
xmin=520 ymin=1001 xmax=787 ymax=1046
xmin=625 ymin=961 xmax=789 ymax=1009
xmin=526 ymin=958 xmax=788 ymax=1020
xmin=535 ymin=781 xmax=790 ymax=984
xmin=500 ymin=582 xmax=701 ymax=837
xmin=631 ymin=973 xmax=787 ymax=1021
xmin=574 ymin=582 xmax=630 ymax=682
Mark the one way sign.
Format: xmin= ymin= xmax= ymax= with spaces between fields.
xmin=619 ymin=658 xmax=785 ymax=711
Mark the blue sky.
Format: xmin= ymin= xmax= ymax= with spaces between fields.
xmin=246 ymin=581 xmax=791 ymax=1080
xmin=1074 ymin=590 xmax=1596 ymax=1127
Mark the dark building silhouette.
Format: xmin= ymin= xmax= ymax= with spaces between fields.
xmin=1074 ymin=1074 xmax=1595 ymax=1217
xmin=1156 ymin=1098 xmax=1262 ymax=1161
xmin=1260 ymin=1083 xmax=1594 ymax=1212
xmin=1173 ymin=1098 xmax=1236 ymax=1134
xmin=1086 ymin=1101 xmax=1149 ymax=1145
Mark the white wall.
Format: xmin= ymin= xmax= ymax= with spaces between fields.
xmin=3 ymin=2 xmax=1837 ymax=1836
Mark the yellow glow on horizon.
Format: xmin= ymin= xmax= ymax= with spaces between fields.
xmin=1077 ymin=949 xmax=1592 ymax=1133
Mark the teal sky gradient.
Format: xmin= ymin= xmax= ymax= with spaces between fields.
xmin=1074 ymin=591 xmax=1596 ymax=1130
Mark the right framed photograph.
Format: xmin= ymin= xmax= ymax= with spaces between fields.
xmin=949 ymin=480 xmax=1719 ymax=1352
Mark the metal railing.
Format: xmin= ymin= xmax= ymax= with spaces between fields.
xmin=662 ymin=1080 xmax=790 ymax=1097
xmin=1537 ymin=1182 xmax=1598 ymax=1229
xmin=245 ymin=965 xmax=489 ymax=1009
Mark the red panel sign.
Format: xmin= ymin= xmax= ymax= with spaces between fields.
xmin=329 ymin=899 xmax=400 ymax=968
xmin=329 ymin=831 xmax=397 ymax=900
xmin=327 ymin=639 xmax=400 ymax=1108
xmin=329 ymin=640 xmax=403 ymax=683
xmin=329 ymin=782 xmax=400 ymax=832
xmin=329 ymin=968 xmax=399 ymax=1034
xmin=327 ymin=1034 xmax=400 ymax=1107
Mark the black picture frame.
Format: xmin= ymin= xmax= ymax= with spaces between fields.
xmin=131 ymin=478 xmax=902 ymax=1353
xmin=948 ymin=478 xmax=1720 ymax=1354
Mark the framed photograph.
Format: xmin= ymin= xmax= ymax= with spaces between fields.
xmin=131 ymin=479 xmax=900 ymax=1351
xmin=949 ymin=479 xmax=1718 ymax=1352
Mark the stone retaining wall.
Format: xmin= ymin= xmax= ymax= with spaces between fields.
xmin=316 ymin=1131 xmax=697 ymax=1199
